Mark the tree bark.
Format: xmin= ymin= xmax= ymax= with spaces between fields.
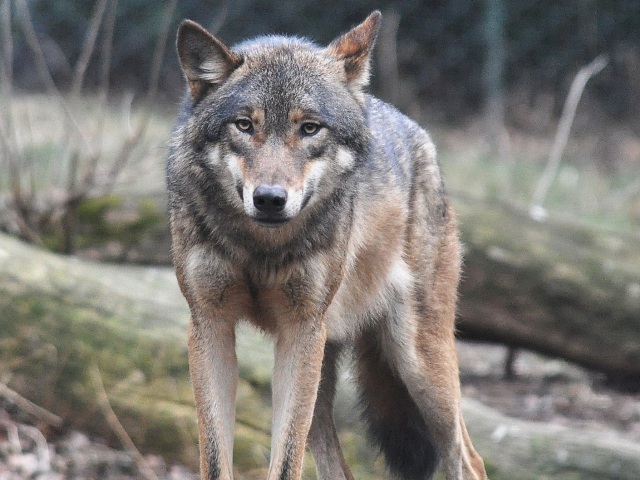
xmin=454 ymin=194 xmax=640 ymax=385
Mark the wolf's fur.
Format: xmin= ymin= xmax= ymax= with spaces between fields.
xmin=168 ymin=11 xmax=487 ymax=480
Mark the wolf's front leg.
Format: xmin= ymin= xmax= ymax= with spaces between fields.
xmin=267 ymin=320 xmax=327 ymax=480
xmin=188 ymin=317 xmax=238 ymax=480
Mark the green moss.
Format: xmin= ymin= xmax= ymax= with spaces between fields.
xmin=77 ymin=195 xmax=123 ymax=223
xmin=233 ymin=424 xmax=270 ymax=471
xmin=0 ymin=292 xmax=196 ymax=464
xmin=483 ymin=458 xmax=508 ymax=480
xmin=33 ymin=194 xmax=168 ymax=255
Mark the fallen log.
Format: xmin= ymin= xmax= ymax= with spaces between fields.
xmin=454 ymin=195 xmax=640 ymax=385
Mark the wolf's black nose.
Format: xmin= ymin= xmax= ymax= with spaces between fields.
xmin=253 ymin=184 xmax=287 ymax=214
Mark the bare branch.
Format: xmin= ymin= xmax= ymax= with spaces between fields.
xmin=99 ymin=0 xmax=118 ymax=99
xmin=0 ymin=0 xmax=18 ymax=195
xmin=0 ymin=0 xmax=13 ymax=94
xmin=530 ymin=55 xmax=609 ymax=220
xmin=483 ymin=0 xmax=507 ymax=158
xmin=0 ymin=107 xmax=18 ymax=186
xmin=16 ymin=0 xmax=92 ymax=152
xmin=90 ymin=364 xmax=160 ymax=480
xmin=0 ymin=418 xmax=21 ymax=453
xmin=102 ymin=120 xmax=149 ymax=193
xmin=71 ymin=0 xmax=110 ymax=95
xmin=0 ymin=381 xmax=63 ymax=428
xmin=16 ymin=0 xmax=57 ymax=94
xmin=146 ymin=0 xmax=178 ymax=101
xmin=99 ymin=0 xmax=177 ymax=195
xmin=377 ymin=8 xmax=401 ymax=106
xmin=19 ymin=424 xmax=52 ymax=472
xmin=208 ymin=3 xmax=229 ymax=37
xmin=83 ymin=1 xmax=119 ymax=190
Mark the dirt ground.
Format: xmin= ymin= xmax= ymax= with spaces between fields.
xmin=457 ymin=341 xmax=640 ymax=443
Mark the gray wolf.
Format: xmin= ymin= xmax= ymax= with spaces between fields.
xmin=167 ymin=10 xmax=487 ymax=480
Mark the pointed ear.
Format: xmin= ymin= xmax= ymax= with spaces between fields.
xmin=327 ymin=11 xmax=382 ymax=89
xmin=176 ymin=20 xmax=242 ymax=99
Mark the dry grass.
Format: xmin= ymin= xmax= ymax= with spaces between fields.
xmin=435 ymin=120 xmax=640 ymax=231
xmin=4 ymin=93 xmax=171 ymax=195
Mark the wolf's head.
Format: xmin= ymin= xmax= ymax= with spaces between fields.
xmin=175 ymin=12 xmax=381 ymax=227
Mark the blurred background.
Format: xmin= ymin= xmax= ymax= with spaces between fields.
xmin=1 ymin=1 xmax=640 ymax=479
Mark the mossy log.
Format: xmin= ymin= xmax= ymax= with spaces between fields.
xmin=2 ymin=232 xmax=640 ymax=479
xmin=454 ymin=195 xmax=640 ymax=385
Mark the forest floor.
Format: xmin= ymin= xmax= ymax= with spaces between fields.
xmin=458 ymin=342 xmax=640 ymax=442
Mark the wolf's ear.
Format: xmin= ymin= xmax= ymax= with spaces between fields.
xmin=327 ymin=11 xmax=381 ymax=89
xmin=177 ymin=20 xmax=241 ymax=99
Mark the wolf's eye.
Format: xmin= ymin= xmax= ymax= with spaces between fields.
xmin=301 ymin=122 xmax=321 ymax=136
xmin=235 ymin=118 xmax=253 ymax=133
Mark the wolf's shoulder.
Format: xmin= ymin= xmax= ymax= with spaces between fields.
xmin=365 ymin=96 xmax=431 ymax=146
xmin=365 ymin=95 xmax=435 ymax=168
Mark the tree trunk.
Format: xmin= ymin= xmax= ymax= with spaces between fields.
xmin=454 ymin=194 xmax=640 ymax=385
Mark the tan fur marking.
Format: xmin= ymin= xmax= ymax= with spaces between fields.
xmin=284 ymin=132 xmax=300 ymax=149
xmin=289 ymin=107 xmax=305 ymax=124
xmin=250 ymin=107 xmax=265 ymax=125
xmin=224 ymin=154 xmax=246 ymax=188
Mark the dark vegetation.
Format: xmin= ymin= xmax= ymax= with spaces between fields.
xmin=14 ymin=1 xmax=640 ymax=125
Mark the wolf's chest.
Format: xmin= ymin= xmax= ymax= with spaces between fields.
xmin=325 ymin=250 xmax=413 ymax=341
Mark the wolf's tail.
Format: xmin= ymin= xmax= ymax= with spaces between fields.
xmin=355 ymin=334 xmax=439 ymax=480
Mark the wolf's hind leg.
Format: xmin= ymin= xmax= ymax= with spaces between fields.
xmin=384 ymin=234 xmax=487 ymax=479
xmin=355 ymin=329 xmax=440 ymax=480
xmin=386 ymin=321 xmax=486 ymax=480
xmin=307 ymin=342 xmax=354 ymax=480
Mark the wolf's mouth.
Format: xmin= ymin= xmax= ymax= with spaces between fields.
xmin=254 ymin=216 xmax=290 ymax=228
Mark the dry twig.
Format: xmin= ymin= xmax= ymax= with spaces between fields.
xmin=0 ymin=381 xmax=63 ymax=428
xmin=0 ymin=0 xmax=13 ymax=90
xmin=530 ymin=55 xmax=608 ymax=220
xmin=71 ymin=0 xmax=110 ymax=95
xmin=99 ymin=0 xmax=177 ymax=195
xmin=0 ymin=417 xmax=21 ymax=454
xmin=147 ymin=0 xmax=178 ymax=101
xmin=3 ymin=0 xmax=175 ymax=252
xmin=19 ymin=424 xmax=52 ymax=472
xmin=0 ymin=0 xmax=21 ymax=208
xmin=377 ymin=8 xmax=401 ymax=106
xmin=90 ymin=364 xmax=160 ymax=480
xmin=15 ymin=0 xmax=91 ymax=152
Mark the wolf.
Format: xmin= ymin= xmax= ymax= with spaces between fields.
xmin=167 ymin=10 xmax=487 ymax=480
